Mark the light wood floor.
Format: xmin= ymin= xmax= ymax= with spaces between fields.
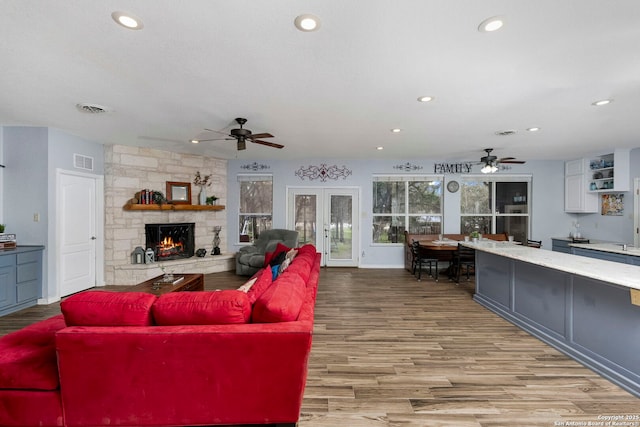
xmin=1 ymin=268 xmax=638 ymax=426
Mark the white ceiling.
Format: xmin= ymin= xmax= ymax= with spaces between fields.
xmin=1 ymin=0 xmax=640 ymax=162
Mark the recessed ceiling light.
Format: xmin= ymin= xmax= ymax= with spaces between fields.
xmin=111 ymin=11 xmax=144 ymax=30
xmin=294 ymin=14 xmax=321 ymax=32
xmin=478 ymin=16 xmax=505 ymax=32
xmin=592 ymin=99 xmax=613 ymax=106
xmin=526 ymin=127 xmax=540 ymax=132
xmin=191 ymin=140 xmax=199 ymax=144
xmin=376 ymin=146 xmax=384 ymax=150
xmin=417 ymin=96 xmax=434 ymax=103
xmin=391 ymin=128 xmax=402 ymax=133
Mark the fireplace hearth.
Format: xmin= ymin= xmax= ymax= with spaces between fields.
xmin=145 ymin=223 xmax=195 ymax=261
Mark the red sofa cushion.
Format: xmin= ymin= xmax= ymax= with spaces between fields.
xmin=61 ymin=291 xmax=156 ymax=326
xmin=153 ymin=291 xmax=251 ymax=325
xmin=252 ymin=270 xmax=306 ymax=323
xmin=243 ymin=267 xmax=273 ymax=304
xmin=0 ymin=314 xmax=66 ymax=390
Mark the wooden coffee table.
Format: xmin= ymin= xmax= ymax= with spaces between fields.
xmin=128 ymin=273 xmax=204 ymax=296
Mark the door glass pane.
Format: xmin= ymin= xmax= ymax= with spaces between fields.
xmin=294 ymin=194 xmax=316 ymax=245
xmin=329 ymin=195 xmax=352 ymax=260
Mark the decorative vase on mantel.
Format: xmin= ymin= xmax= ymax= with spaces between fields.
xmin=198 ymin=186 xmax=206 ymax=205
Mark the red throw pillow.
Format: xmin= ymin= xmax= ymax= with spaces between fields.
xmin=153 ymin=291 xmax=251 ymax=325
xmin=252 ymin=270 xmax=306 ymax=323
xmin=61 ymin=291 xmax=157 ymax=326
xmin=263 ymin=242 xmax=291 ymax=267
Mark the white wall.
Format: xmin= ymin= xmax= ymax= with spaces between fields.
xmin=227 ymin=158 xmax=568 ymax=267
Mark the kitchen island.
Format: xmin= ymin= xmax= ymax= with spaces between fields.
xmin=468 ymin=241 xmax=640 ymax=397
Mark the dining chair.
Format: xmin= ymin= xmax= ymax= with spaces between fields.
xmin=527 ymin=239 xmax=542 ymax=248
xmin=411 ymin=240 xmax=439 ymax=281
xmin=452 ymin=243 xmax=475 ymax=283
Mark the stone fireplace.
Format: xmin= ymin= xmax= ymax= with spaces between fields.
xmin=145 ymin=222 xmax=195 ymax=261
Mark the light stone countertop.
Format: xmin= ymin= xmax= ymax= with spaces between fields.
xmin=464 ymin=240 xmax=640 ymax=290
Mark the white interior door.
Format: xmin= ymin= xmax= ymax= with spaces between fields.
xmin=58 ymin=171 xmax=97 ymax=296
xmin=288 ymin=187 xmax=359 ymax=267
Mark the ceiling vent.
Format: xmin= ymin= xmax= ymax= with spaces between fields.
xmin=74 ymin=154 xmax=94 ymax=171
xmin=494 ymin=130 xmax=517 ymax=136
xmin=76 ymin=103 xmax=112 ymax=114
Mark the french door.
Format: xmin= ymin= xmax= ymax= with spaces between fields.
xmin=287 ymin=187 xmax=359 ymax=267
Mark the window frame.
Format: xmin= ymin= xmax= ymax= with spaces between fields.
xmin=459 ymin=174 xmax=532 ymax=240
xmin=372 ymin=174 xmax=444 ymax=245
xmin=237 ymin=174 xmax=273 ymax=244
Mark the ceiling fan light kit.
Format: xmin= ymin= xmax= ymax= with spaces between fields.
xmin=478 ymin=148 xmax=526 ymax=174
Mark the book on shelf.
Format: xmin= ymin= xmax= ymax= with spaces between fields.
xmin=153 ymin=276 xmax=184 ymax=286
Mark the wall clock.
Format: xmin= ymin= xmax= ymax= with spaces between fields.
xmin=447 ymin=180 xmax=460 ymax=193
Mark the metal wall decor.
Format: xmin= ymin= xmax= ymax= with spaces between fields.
xmin=433 ymin=162 xmax=473 ymax=174
xmin=295 ymin=164 xmax=352 ymax=182
xmin=240 ymin=162 xmax=270 ymax=171
xmin=393 ymin=162 xmax=423 ymax=172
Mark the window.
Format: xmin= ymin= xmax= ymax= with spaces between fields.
xmin=460 ymin=175 xmax=531 ymax=242
xmin=238 ymin=174 xmax=272 ymax=243
xmin=372 ymin=175 xmax=443 ymax=244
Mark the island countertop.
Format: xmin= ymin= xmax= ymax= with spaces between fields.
xmin=465 ymin=241 xmax=640 ymax=290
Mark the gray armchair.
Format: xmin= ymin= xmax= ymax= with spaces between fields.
xmin=235 ymin=229 xmax=299 ymax=276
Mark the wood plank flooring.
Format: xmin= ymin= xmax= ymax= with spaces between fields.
xmin=1 ymin=268 xmax=638 ymax=426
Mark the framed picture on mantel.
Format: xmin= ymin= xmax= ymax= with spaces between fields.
xmin=166 ymin=181 xmax=191 ymax=204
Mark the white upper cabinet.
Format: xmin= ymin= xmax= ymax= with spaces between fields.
xmin=565 ymin=159 xmax=598 ymax=213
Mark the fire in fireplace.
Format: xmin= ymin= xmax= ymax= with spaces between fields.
xmin=145 ymin=223 xmax=195 ymax=261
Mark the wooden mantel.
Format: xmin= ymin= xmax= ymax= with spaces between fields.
xmin=123 ymin=202 xmax=225 ymax=211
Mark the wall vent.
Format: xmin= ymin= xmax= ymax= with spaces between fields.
xmin=74 ymin=154 xmax=94 ymax=171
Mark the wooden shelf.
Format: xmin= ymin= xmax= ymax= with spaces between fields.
xmin=123 ymin=203 xmax=225 ymax=211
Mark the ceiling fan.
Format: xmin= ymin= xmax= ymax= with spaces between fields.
xmin=193 ymin=118 xmax=284 ymax=151
xmin=478 ymin=148 xmax=525 ymax=173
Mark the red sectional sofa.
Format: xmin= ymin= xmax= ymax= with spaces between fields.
xmin=0 ymin=244 xmax=320 ymax=427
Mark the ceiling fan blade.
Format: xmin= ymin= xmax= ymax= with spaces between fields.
xmin=195 ymin=137 xmax=234 ymax=142
xmin=498 ymin=157 xmax=516 ymax=161
xmin=251 ymin=139 xmax=284 ymax=149
xmin=499 ymin=160 xmax=526 ymax=164
xmin=249 ymin=133 xmax=274 ymax=139
xmin=204 ymin=128 xmax=231 ymax=136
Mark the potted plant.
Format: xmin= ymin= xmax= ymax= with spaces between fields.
xmin=0 ymin=224 xmax=5 ymax=233
xmin=470 ymin=230 xmax=480 ymax=242
xmin=205 ymin=196 xmax=218 ymax=206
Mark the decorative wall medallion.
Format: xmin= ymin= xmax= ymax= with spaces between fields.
xmin=393 ymin=162 xmax=423 ymax=172
xmin=433 ymin=162 xmax=473 ymax=174
xmin=295 ymin=164 xmax=352 ymax=181
xmin=240 ymin=162 xmax=270 ymax=171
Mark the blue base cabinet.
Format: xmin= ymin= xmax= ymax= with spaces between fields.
xmin=0 ymin=246 xmax=44 ymax=316
xmin=474 ymin=251 xmax=640 ymax=397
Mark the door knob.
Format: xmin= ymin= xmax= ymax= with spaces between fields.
xmin=91 ymin=236 xmax=97 ymax=240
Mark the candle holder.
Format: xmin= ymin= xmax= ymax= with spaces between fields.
xmin=212 ymin=226 xmax=222 ymax=255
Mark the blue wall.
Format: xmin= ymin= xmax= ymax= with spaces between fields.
xmin=227 ymin=158 xmax=569 ymax=267
xmin=1 ymin=126 xmax=105 ymax=301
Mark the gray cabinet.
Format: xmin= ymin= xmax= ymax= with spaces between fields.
xmin=551 ymin=238 xmax=572 ymax=254
xmin=571 ymin=246 xmax=640 ymax=265
xmin=0 ymin=246 xmax=44 ymax=316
